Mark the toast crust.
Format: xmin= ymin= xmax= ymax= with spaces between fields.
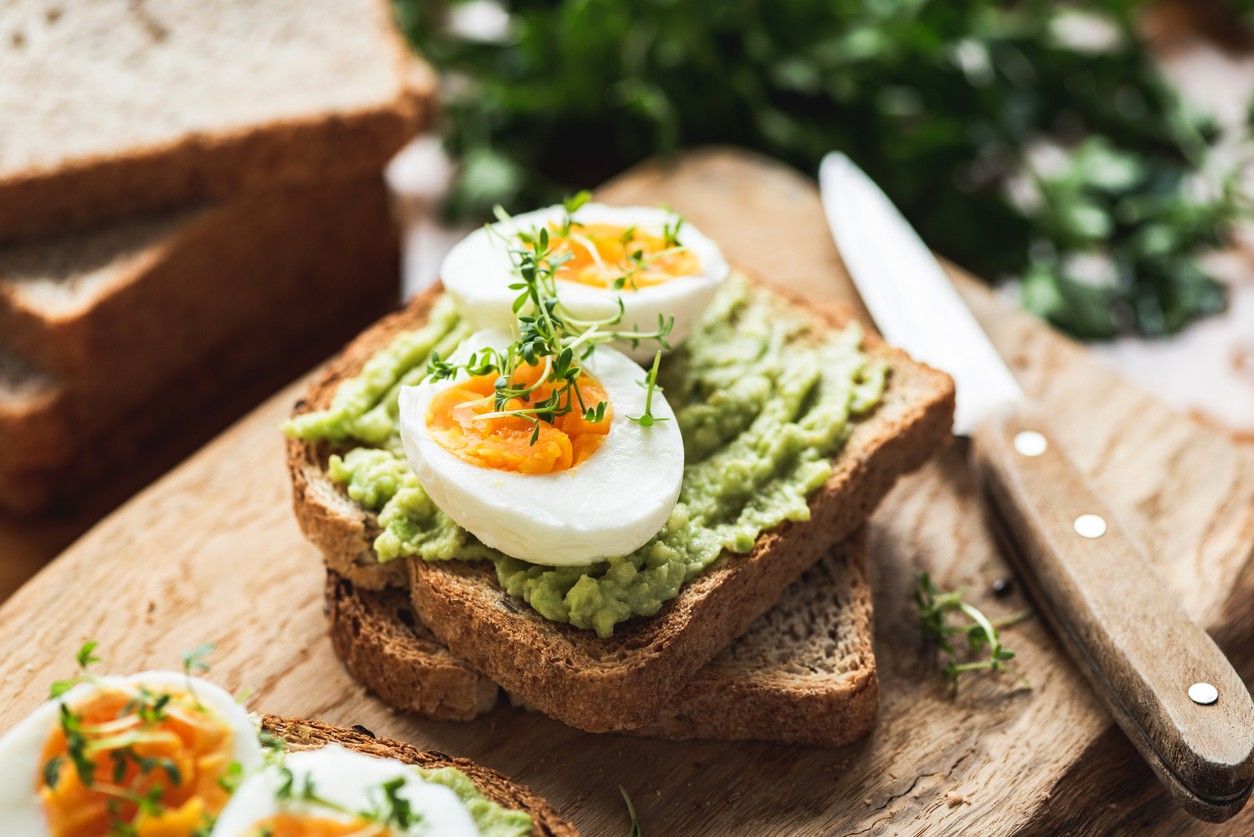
xmin=260 ymin=715 xmax=576 ymax=837
xmin=286 ymin=277 xmax=953 ymax=732
xmin=0 ymin=1 xmax=433 ymax=243
xmin=326 ymin=573 xmax=499 ymax=721
xmin=326 ymin=529 xmax=878 ymax=748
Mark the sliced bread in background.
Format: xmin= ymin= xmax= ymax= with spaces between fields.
xmin=0 ymin=176 xmax=401 ymax=513
xmin=0 ymin=0 xmax=432 ymax=242
xmin=327 ymin=530 xmax=878 ymax=748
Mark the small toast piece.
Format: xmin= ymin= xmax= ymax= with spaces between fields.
xmin=261 ymin=714 xmax=577 ymax=837
xmin=327 ymin=530 xmax=878 ymax=748
xmin=287 ymin=278 xmax=953 ymax=732
xmin=0 ymin=0 xmax=432 ymax=241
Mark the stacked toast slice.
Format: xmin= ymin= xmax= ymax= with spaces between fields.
xmin=288 ymin=276 xmax=954 ymax=743
xmin=0 ymin=0 xmax=433 ymax=514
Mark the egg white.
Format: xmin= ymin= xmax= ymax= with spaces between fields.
xmin=398 ymin=330 xmax=684 ymax=566
xmin=441 ymin=203 xmax=729 ymax=362
xmin=211 ymin=744 xmax=478 ymax=836
xmin=0 ymin=671 xmax=263 ymax=836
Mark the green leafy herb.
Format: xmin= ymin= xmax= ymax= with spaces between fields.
xmin=398 ymin=0 xmax=1245 ymax=339
xmin=628 ymin=350 xmax=669 ymax=427
xmin=915 ymin=572 xmax=1028 ymax=691
xmin=181 ymin=642 xmax=215 ymax=708
xmin=620 ymin=786 xmax=643 ymax=837
xmin=49 ymin=640 xmax=101 ymax=698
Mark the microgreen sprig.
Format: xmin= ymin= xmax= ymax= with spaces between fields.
xmin=628 ymin=350 xmax=669 ymax=428
xmin=915 ymin=572 xmax=1029 ymax=692
xmin=621 ymin=786 xmax=643 ymax=837
xmin=49 ymin=640 xmax=101 ymax=699
xmin=427 ymin=195 xmax=675 ymax=446
xmin=181 ymin=642 xmax=214 ymax=709
xmin=276 ymin=763 xmax=424 ymax=830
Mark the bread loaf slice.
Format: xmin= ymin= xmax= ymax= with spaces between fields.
xmin=0 ymin=0 xmax=432 ymax=241
xmin=287 ymin=278 xmax=953 ymax=732
xmin=327 ymin=530 xmax=877 ymax=748
xmin=0 ymin=177 xmax=401 ymax=513
xmin=261 ymin=714 xmax=577 ymax=837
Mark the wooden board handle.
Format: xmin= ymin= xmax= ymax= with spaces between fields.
xmin=971 ymin=403 xmax=1254 ymax=821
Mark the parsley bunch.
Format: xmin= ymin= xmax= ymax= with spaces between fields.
xmin=397 ymin=0 xmax=1247 ymax=339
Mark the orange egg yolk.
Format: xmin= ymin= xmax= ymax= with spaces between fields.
xmin=427 ymin=361 xmax=611 ymax=474
xmin=247 ymin=814 xmax=391 ymax=836
xmin=550 ymin=222 xmax=699 ymax=290
xmin=39 ymin=687 xmax=235 ymax=837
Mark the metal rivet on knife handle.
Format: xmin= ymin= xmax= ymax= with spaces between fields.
xmin=1073 ymin=514 xmax=1108 ymax=539
xmin=1189 ymin=683 xmax=1219 ymax=706
xmin=1014 ymin=430 xmax=1048 ymax=457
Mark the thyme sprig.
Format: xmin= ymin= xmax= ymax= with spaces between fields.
xmin=426 ymin=194 xmax=675 ymax=445
xmin=915 ymin=572 xmax=1029 ymax=692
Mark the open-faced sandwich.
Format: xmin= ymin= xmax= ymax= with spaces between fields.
xmin=0 ymin=645 xmax=573 ymax=835
xmin=285 ymin=196 xmax=954 ymax=733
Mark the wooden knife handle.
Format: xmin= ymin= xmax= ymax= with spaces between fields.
xmin=971 ymin=403 xmax=1254 ymax=821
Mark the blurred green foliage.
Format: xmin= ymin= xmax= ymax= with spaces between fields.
xmin=395 ymin=0 xmax=1247 ymax=339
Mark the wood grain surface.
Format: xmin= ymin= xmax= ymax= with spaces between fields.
xmin=0 ymin=149 xmax=1250 ymax=835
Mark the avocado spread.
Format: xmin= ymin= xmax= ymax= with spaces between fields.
xmin=286 ymin=277 xmax=886 ymax=637
xmin=417 ymin=766 xmax=533 ymax=836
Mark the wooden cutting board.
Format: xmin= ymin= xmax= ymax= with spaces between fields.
xmin=0 ymin=149 xmax=1250 ymax=835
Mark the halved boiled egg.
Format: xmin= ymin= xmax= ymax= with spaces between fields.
xmin=441 ymin=203 xmax=729 ymax=362
xmin=0 ymin=671 xmax=263 ymax=836
xmin=211 ymin=744 xmax=477 ymax=836
xmin=398 ymin=330 xmax=683 ymax=566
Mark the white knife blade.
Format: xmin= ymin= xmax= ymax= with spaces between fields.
xmin=819 ymin=152 xmax=1022 ymax=435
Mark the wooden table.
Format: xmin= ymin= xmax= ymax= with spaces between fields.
xmin=0 ymin=149 xmax=1250 ymax=835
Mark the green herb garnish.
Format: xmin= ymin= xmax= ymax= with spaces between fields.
xmin=620 ymin=785 xmax=643 ymax=837
xmin=628 ymin=350 xmax=669 ymax=427
xmin=49 ymin=639 xmax=101 ymax=698
xmin=915 ymin=572 xmax=1028 ymax=691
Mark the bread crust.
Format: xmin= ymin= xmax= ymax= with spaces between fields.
xmin=326 ymin=529 xmax=878 ymax=748
xmin=286 ymin=277 xmax=953 ymax=732
xmin=0 ymin=1 xmax=433 ymax=243
xmin=260 ymin=714 xmax=577 ymax=837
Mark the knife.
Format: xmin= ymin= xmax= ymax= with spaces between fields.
xmin=819 ymin=152 xmax=1254 ymax=822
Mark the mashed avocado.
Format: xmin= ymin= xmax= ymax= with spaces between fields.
xmin=286 ymin=277 xmax=886 ymax=637
xmin=417 ymin=766 xmax=533 ymax=837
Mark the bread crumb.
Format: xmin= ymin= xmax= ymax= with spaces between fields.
xmin=863 ymin=797 xmax=873 ymax=806
xmin=945 ymin=791 xmax=970 ymax=808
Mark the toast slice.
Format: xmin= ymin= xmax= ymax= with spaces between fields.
xmin=327 ymin=530 xmax=877 ymax=748
xmin=288 ymin=279 xmax=953 ymax=732
xmin=0 ymin=177 xmax=398 ymax=474
xmin=261 ymin=715 xmax=577 ymax=837
xmin=0 ymin=178 xmax=402 ymax=514
xmin=0 ymin=0 xmax=432 ymax=242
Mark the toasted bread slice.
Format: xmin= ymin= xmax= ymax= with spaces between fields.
xmin=288 ymin=278 xmax=952 ymax=731
xmin=0 ymin=177 xmax=398 ymax=473
xmin=327 ymin=530 xmax=877 ymax=748
xmin=260 ymin=714 xmax=577 ymax=837
xmin=0 ymin=0 xmax=431 ymax=242
xmin=0 ymin=178 xmax=401 ymax=514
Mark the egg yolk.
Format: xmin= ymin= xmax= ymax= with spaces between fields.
xmin=427 ymin=361 xmax=611 ymax=474
xmin=39 ymin=686 xmax=235 ymax=837
xmin=247 ymin=814 xmax=391 ymax=837
xmin=550 ymin=222 xmax=699 ymax=290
